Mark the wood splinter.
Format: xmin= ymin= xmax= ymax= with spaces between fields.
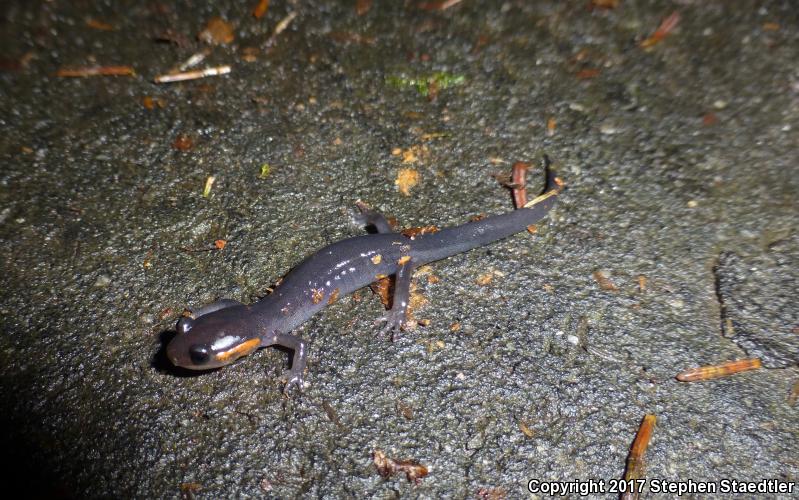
xmin=154 ymin=65 xmax=231 ymax=83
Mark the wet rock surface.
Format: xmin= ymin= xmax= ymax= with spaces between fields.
xmin=1 ymin=0 xmax=797 ymax=496
xmin=715 ymin=245 xmax=799 ymax=368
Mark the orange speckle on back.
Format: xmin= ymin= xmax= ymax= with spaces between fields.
xmin=401 ymin=225 xmax=439 ymax=239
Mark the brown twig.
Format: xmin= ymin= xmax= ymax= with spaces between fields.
xmin=510 ymin=161 xmax=530 ymax=209
xmin=640 ymin=11 xmax=681 ymax=48
xmin=419 ymin=0 xmax=464 ymax=11
xmin=622 ymin=414 xmax=656 ymax=500
xmin=56 ymin=66 xmax=135 ymax=77
xmin=676 ymin=358 xmax=762 ymax=382
xmin=154 ymin=65 xmax=231 ymax=83
xmin=252 ymin=0 xmax=270 ymax=19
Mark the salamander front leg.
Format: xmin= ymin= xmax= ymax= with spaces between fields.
xmin=354 ymin=200 xmax=395 ymax=234
xmin=377 ymin=259 xmax=415 ymax=340
xmin=272 ymin=333 xmax=307 ymax=394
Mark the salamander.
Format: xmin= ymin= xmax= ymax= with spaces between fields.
xmin=167 ymin=159 xmax=561 ymax=392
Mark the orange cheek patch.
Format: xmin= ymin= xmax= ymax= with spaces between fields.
xmin=215 ymin=338 xmax=262 ymax=363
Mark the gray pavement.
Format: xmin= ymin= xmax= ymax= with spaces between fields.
xmin=1 ymin=0 xmax=797 ymax=497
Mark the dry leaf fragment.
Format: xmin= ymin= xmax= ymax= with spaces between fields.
xmin=591 ymin=0 xmax=619 ymax=9
xmin=402 ymin=149 xmax=418 ymax=163
xmin=142 ymin=96 xmax=166 ymax=109
xmin=85 ymin=18 xmax=115 ymax=31
xmin=242 ymin=46 xmax=260 ymax=62
xmin=180 ymin=482 xmax=202 ymax=493
xmin=576 ymin=68 xmax=600 ymax=79
xmin=518 ymin=420 xmax=535 ymax=438
xmin=395 ymin=168 xmax=420 ymax=196
xmin=396 ymin=399 xmax=414 ymax=419
xmin=547 ymin=117 xmax=556 ymax=136
xmin=154 ymin=29 xmax=192 ymax=47
xmin=370 ymin=276 xmax=392 ymax=307
xmin=640 ymin=11 xmax=680 ymax=48
xmin=637 ymin=274 xmax=647 ymax=293
xmin=476 ymin=273 xmax=493 ymax=286
xmin=252 ymin=0 xmax=270 ymax=19
xmin=789 ymin=381 xmax=799 ymax=406
xmin=172 ymin=135 xmax=193 ymax=151
xmin=373 ymin=449 xmax=429 ymax=483
xmin=702 ymin=112 xmax=718 ymax=126
xmin=407 ymin=286 xmax=428 ymax=325
xmin=356 ymin=0 xmax=373 ymax=16
xmin=199 ymin=17 xmax=235 ymax=45
xmin=592 ymin=270 xmax=618 ymax=291
xmin=476 ymin=487 xmax=507 ymax=500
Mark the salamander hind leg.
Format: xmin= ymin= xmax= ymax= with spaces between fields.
xmin=354 ymin=200 xmax=395 ymax=234
xmin=376 ymin=258 xmax=415 ymax=340
xmin=272 ymin=333 xmax=307 ymax=394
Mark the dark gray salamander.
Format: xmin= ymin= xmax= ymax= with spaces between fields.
xmin=167 ymin=165 xmax=561 ymax=392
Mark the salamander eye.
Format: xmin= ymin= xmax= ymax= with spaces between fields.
xmin=189 ymin=344 xmax=210 ymax=364
xmin=177 ymin=317 xmax=194 ymax=334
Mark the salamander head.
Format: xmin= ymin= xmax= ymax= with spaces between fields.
xmin=167 ymin=308 xmax=261 ymax=370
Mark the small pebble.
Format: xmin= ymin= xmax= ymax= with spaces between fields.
xmin=568 ymin=102 xmax=586 ymax=112
xmin=94 ymin=275 xmax=112 ymax=288
xmin=599 ymin=122 xmax=620 ymax=135
xmin=667 ymin=297 xmax=684 ymax=309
